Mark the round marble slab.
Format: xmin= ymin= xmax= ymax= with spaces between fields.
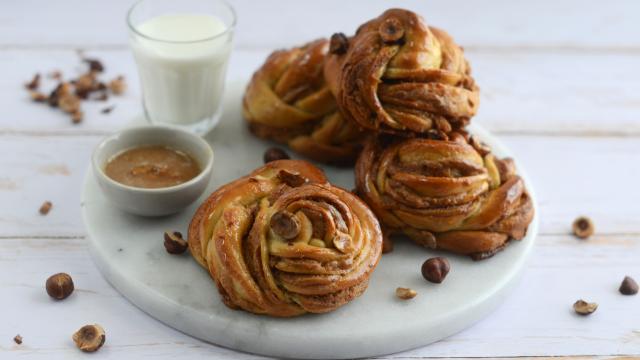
xmin=81 ymin=80 xmax=539 ymax=359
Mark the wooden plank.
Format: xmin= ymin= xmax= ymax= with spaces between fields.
xmin=0 ymin=134 xmax=638 ymax=237
xmin=0 ymin=235 xmax=637 ymax=358
xmin=2 ymin=0 xmax=640 ymax=50
xmin=3 ymin=49 xmax=640 ymax=136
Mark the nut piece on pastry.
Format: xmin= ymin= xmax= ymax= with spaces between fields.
xmin=243 ymin=39 xmax=366 ymax=166
xmin=325 ymin=9 xmax=479 ymax=136
xmin=355 ymin=137 xmax=534 ymax=260
xmin=188 ymin=160 xmax=383 ymax=316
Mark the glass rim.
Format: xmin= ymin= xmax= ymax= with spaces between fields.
xmin=126 ymin=0 xmax=237 ymax=44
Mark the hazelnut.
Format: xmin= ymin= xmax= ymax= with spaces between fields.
xmin=270 ymin=211 xmax=300 ymax=240
xmin=25 ymin=73 xmax=41 ymax=90
xmin=29 ymin=91 xmax=48 ymax=102
xmin=74 ymin=72 xmax=97 ymax=95
xmin=573 ymin=299 xmax=597 ymax=316
xmin=619 ymin=276 xmax=638 ymax=295
xmin=329 ymin=33 xmax=349 ymax=55
xmin=108 ymin=76 xmax=126 ymax=95
xmin=572 ymin=216 xmax=594 ymax=239
xmin=58 ymin=94 xmax=81 ymax=114
xmin=13 ymin=334 xmax=23 ymax=345
xmin=421 ymin=257 xmax=450 ymax=283
xmin=277 ymin=169 xmax=308 ymax=187
xmin=395 ymin=287 xmax=417 ymax=300
xmin=263 ymin=147 xmax=290 ymax=163
xmin=72 ymin=324 xmax=105 ymax=352
xmin=83 ymin=58 xmax=104 ymax=73
xmin=39 ymin=200 xmax=52 ymax=215
xmin=45 ymin=273 xmax=74 ymax=300
xmin=164 ymin=231 xmax=188 ymax=254
xmin=378 ymin=17 xmax=405 ymax=44
xmin=48 ymin=82 xmax=71 ymax=107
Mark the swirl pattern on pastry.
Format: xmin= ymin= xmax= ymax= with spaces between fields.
xmin=355 ymin=137 xmax=533 ymax=260
xmin=326 ymin=9 xmax=479 ymax=135
xmin=243 ymin=39 xmax=366 ymax=165
xmin=189 ymin=160 xmax=383 ymax=316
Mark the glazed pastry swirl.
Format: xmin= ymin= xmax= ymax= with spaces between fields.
xmin=243 ymin=39 xmax=365 ymax=165
xmin=355 ymin=137 xmax=533 ymax=260
xmin=189 ymin=160 xmax=382 ymax=316
xmin=327 ymin=9 xmax=479 ymax=135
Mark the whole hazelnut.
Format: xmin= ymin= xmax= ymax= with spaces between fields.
xmin=45 ymin=273 xmax=74 ymax=300
xmin=263 ymin=147 xmax=290 ymax=163
xmin=421 ymin=257 xmax=450 ymax=284
xmin=72 ymin=324 xmax=105 ymax=352
xmin=619 ymin=276 xmax=638 ymax=295
xmin=164 ymin=231 xmax=188 ymax=254
xmin=270 ymin=211 xmax=301 ymax=240
xmin=572 ymin=216 xmax=594 ymax=239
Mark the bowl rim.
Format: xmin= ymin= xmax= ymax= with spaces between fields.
xmin=92 ymin=125 xmax=214 ymax=194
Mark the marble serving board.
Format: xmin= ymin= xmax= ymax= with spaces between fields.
xmin=81 ymin=79 xmax=538 ymax=359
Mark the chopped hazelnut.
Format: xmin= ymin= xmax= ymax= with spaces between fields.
xmin=108 ymin=76 xmax=126 ymax=95
xmin=395 ymin=287 xmax=417 ymax=300
xmin=573 ymin=299 xmax=597 ymax=316
xmin=83 ymin=58 xmax=104 ymax=73
xmin=72 ymin=324 xmax=105 ymax=352
xmin=277 ymin=170 xmax=308 ymax=187
xmin=270 ymin=211 xmax=300 ymax=240
xmin=164 ymin=231 xmax=188 ymax=254
xmin=13 ymin=334 xmax=23 ymax=345
xmin=58 ymin=94 xmax=81 ymax=114
xmin=25 ymin=73 xmax=41 ymax=90
xmin=30 ymin=91 xmax=48 ymax=102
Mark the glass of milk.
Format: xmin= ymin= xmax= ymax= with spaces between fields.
xmin=127 ymin=0 xmax=236 ymax=135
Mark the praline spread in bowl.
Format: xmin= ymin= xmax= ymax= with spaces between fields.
xmin=92 ymin=126 xmax=214 ymax=216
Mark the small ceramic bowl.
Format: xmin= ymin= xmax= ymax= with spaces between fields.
xmin=92 ymin=126 xmax=214 ymax=216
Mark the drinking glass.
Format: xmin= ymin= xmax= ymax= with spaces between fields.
xmin=127 ymin=0 xmax=236 ymax=135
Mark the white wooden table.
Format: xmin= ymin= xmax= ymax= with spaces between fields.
xmin=2 ymin=1 xmax=639 ymax=359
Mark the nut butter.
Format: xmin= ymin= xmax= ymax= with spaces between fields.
xmin=104 ymin=145 xmax=200 ymax=189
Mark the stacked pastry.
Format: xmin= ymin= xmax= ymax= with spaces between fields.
xmin=192 ymin=8 xmax=534 ymax=318
xmin=243 ymin=8 xmax=533 ymax=261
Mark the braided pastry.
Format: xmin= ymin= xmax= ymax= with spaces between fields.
xmin=188 ymin=160 xmax=383 ymax=316
xmin=243 ymin=39 xmax=366 ymax=166
xmin=326 ymin=9 xmax=479 ymax=136
xmin=355 ymin=136 xmax=533 ymax=260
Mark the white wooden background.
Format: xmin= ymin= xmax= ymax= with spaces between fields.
xmin=1 ymin=0 xmax=639 ymax=359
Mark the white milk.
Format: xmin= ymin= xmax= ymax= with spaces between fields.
xmin=130 ymin=14 xmax=231 ymax=130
